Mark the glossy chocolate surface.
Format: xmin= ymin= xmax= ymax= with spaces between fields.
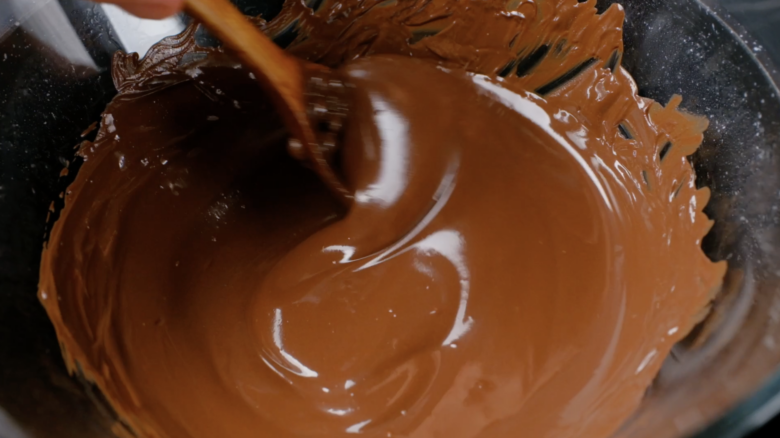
xmin=38 ymin=1 xmax=724 ymax=437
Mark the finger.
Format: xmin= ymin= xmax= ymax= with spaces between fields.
xmin=95 ymin=0 xmax=184 ymax=19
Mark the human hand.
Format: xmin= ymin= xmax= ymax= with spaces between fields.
xmin=94 ymin=0 xmax=184 ymax=19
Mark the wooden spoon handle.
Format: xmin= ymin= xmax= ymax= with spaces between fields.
xmin=184 ymin=0 xmax=306 ymax=119
xmin=183 ymin=0 xmax=352 ymax=203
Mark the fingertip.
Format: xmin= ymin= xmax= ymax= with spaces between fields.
xmin=99 ymin=0 xmax=184 ymax=19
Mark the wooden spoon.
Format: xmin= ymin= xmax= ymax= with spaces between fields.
xmin=184 ymin=0 xmax=351 ymax=201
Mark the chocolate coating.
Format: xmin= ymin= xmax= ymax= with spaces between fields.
xmin=38 ymin=1 xmax=725 ymax=438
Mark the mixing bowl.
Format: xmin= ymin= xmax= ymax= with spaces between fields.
xmin=2 ymin=0 xmax=780 ymax=437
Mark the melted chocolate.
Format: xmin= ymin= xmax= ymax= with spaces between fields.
xmin=38 ymin=1 xmax=725 ymax=438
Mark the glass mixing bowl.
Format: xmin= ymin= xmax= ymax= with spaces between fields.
xmin=1 ymin=0 xmax=779 ymax=437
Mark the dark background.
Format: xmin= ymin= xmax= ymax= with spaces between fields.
xmin=716 ymin=3 xmax=780 ymax=437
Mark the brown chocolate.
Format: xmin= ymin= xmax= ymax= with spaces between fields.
xmin=38 ymin=1 xmax=725 ymax=438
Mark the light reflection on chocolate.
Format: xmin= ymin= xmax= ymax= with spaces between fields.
xmin=38 ymin=1 xmax=725 ymax=438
